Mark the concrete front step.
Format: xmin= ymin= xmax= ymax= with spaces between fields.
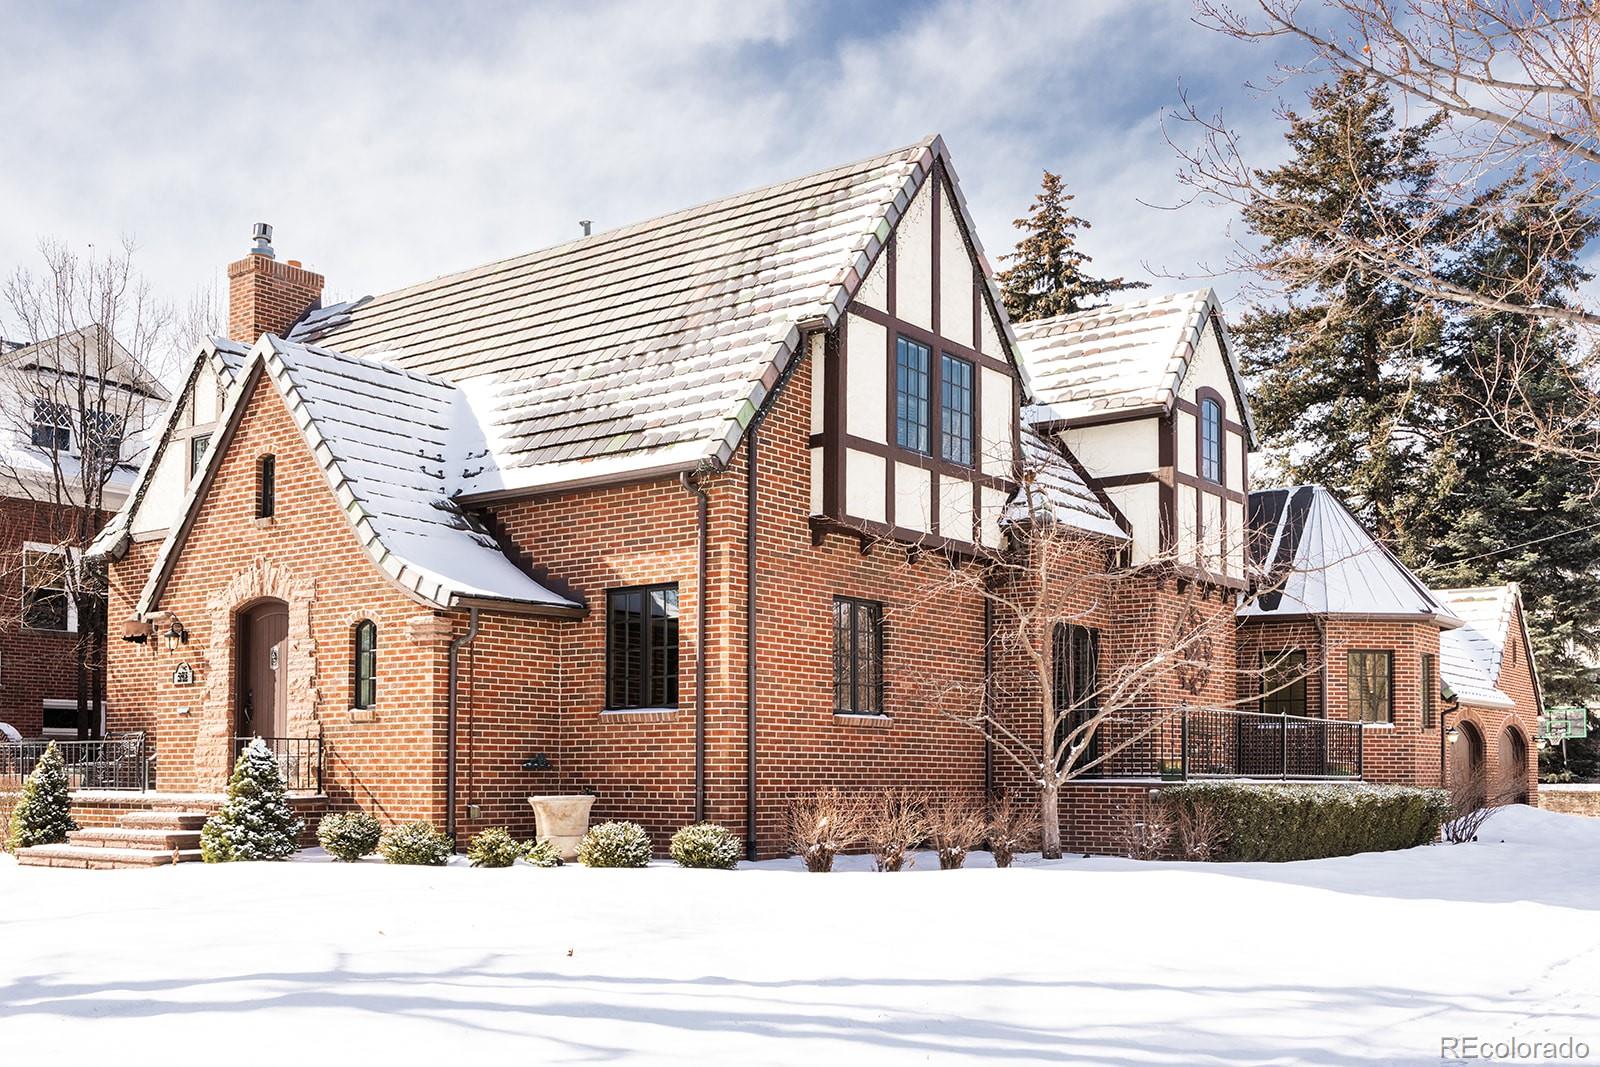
xmin=69 ymin=827 xmax=203 ymax=850
xmin=16 ymin=844 xmax=202 ymax=869
xmin=116 ymin=810 xmax=210 ymax=830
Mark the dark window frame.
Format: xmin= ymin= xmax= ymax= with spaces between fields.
xmin=895 ymin=335 xmax=932 ymax=454
xmin=1260 ymin=649 xmax=1308 ymax=717
xmin=257 ymin=454 xmax=277 ymax=518
xmin=353 ymin=620 xmax=377 ymax=710
xmin=22 ymin=545 xmax=73 ymax=633
xmin=1199 ymin=395 xmax=1223 ymax=483
xmin=1347 ymin=649 xmax=1394 ymax=723
xmin=189 ymin=432 xmax=212 ymax=479
xmin=939 ymin=352 xmax=974 ymax=466
xmin=30 ymin=398 xmax=72 ymax=452
xmin=833 ymin=596 xmax=885 ymax=715
xmin=605 ymin=583 xmax=680 ymax=711
xmin=1051 ymin=623 xmax=1101 ymax=767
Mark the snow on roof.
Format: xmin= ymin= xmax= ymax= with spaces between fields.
xmin=1012 ymin=289 xmax=1254 ymax=439
xmin=292 ymin=135 xmax=1015 ymax=497
xmin=1435 ymin=586 xmax=1523 ymax=710
xmin=1239 ymin=485 xmax=1461 ymax=626
xmin=1004 ymin=423 xmax=1129 ymax=541
xmin=134 ymin=336 xmax=579 ymax=616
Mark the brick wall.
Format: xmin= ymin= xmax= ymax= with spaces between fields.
xmin=0 ymin=495 xmax=101 ymax=736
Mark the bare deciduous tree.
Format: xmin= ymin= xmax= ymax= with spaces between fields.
xmin=0 ymin=240 xmax=174 ymax=737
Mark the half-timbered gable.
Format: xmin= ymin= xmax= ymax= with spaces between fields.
xmin=1014 ymin=290 xmax=1254 ymax=584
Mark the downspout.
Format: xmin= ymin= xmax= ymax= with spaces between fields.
xmin=681 ymin=470 xmax=709 ymax=823
xmin=446 ymin=606 xmax=480 ymax=844
xmin=983 ymin=596 xmax=994 ymax=798
xmin=745 ymin=423 xmax=759 ymax=860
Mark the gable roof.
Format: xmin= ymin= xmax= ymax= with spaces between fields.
xmin=292 ymin=134 xmax=1018 ymax=499
xmin=1239 ymin=485 xmax=1461 ymax=626
xmin=1436 ymin=585 xmax=1540 ymax=711
xmin=1012 ymin=289 xmax=1254 ymax=441
xmin=1004 ymin=424 xmax=1130 ymax=541
xmin=133 ymin=335 xmax=579 ymax=617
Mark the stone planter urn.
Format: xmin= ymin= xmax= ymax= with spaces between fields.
xmin=527 ymin=794 xmax=596 ymax=860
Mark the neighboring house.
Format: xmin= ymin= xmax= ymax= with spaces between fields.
xmin=73 ymin=137 xmax=1540 ymax=860
xmin=0 ymin=326 xmax=168 ymax=738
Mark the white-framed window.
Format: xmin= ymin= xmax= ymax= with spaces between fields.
xmin=22 ymin=541 xmax=78 ymax=633
xmin=42 ymin=698 xmax=104 ymax=738
xmin=30 ymin=398 xmax=72 ymax=451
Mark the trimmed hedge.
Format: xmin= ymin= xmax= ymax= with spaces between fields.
xmin=467 ymin=827 xmax=523 ymax=868
xmin=317 ymin=811 xmax=382 ymax=861
xmin=380 ymin=822 xmax=453 ymax=866
xmin=669 ymin=822 xmax=742 ymax=869
xmin=1155 ymin=782 xmax=1451 ymax=862
xmin=577 ymin=821 xmax=653 ymax=867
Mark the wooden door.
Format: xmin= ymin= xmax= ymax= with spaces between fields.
xmin=238 ymin=601 xmax=289 ymax=739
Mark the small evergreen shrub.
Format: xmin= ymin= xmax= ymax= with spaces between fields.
xmin=669 ymin=822 xmax=742 ymax=869
xmin=467 ymin=827 xmax=523 ymax=868
xmin=317 ymin=811 xmax=382 ymax=861
xmin=577 ymin=820 xmax=652 ymax=867
xmin=380 ymin=822 xmax=453 ymax=866
xmin=8 ymin=741 xmax=78 ymax=850
xmin=200 ymin=738 xmax=302 ymax=862
xmin=1154 ymin=782 xmax=1451 ymax=862
xmin=522 ymin=838 xmax=564 ymax=868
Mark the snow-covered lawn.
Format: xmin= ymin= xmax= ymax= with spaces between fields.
xmin=3 ymin=807 xmax=1598 ymax=1066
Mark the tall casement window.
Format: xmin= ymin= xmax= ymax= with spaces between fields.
xmin=895 ymin=336 xmax=931 ymax=454
xmin=1261 ymin=650 xmax=1307 ymax=717
xmin=22 ymin=545 xmax=72 ymax=632
xmin=189 ymin=433 xmax=212 ymax=479
xmin=30 ymin=399 xmax=71 ymax=451
xmin=1421 ymin=652 xmax=1437 ymax=728
xmin=257 ymin=454 xmax=276 ymax=518
xmin=1051 ymin=624 xmax=1100 ymax=762
xmin=353 ymin=620 xmax=377 ymax=710
xmin=606 ymin=585 xmax=679 ymax=710
xmin=833 ymin=597 xmax=884 ymax=714
xmin=1347 ymin=650 xmax=1394 ymax=723
xmin=939 ymin=353 xmax=974 ymax=465
xmin=1200 ymin=396 xmax=1223 ymax=483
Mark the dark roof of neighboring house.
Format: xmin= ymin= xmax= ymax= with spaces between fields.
xmin=1239 ymin=485 xmax=1461 ymax=627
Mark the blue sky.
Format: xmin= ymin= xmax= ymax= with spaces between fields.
xmin=0 ymin=0 xmax=1305 ymax=324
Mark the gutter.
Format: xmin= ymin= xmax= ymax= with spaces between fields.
xmin=681 ymin=469 xmax=710 ymax=822
xmin=446 ymin=606 xmax=480 ymax=843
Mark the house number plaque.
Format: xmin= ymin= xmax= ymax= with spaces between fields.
xmin=172 ymin=662 xmax=195 ymax=686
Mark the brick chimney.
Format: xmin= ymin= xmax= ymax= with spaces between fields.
xmin=227 ymin=223 xmax=324 ymax=343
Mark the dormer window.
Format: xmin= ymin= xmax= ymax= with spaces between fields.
xmin=257 ymin=455 xmax=276 ymax=518
xmin=1200 ymin=396 xmax=1222 ymax=483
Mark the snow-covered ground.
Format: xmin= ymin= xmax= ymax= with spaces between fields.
xmin=3 ymin=806 xmax=1598 ymax=1066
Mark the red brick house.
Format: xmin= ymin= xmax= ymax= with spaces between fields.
xmin=58 ymin=137 xmax=1539 ymax=860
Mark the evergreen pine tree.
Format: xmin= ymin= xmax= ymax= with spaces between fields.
xmin=1232 ymin=73 xmax=1445 ymax=539
xmin=9 ymin=741 xmax=78 ymax=849
xmin=1406 ymin=173 xmax=1600 ymax=703
xmin=199 ymin=738 xmax=303 ymax=862
xmin=998 ymin=170 xmax=1146 ymax=322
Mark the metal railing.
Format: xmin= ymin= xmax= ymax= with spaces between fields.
xmin=0 ymin=733 xmax=150 ymax=791
xmin=1069 ymin=705 xmax=1363 ymax=782
xmin=233 ymin=736 xmax=323 ymax=793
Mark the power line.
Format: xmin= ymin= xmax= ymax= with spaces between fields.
xmin=1425 ymin=517 xmax=1600 ymax=570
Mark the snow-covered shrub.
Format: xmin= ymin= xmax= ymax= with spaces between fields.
xmin=985 ymin=791 xmax=1037 ymax=869
xmin=1155 ymin=782 xmax=1451 ymax=862
xmin=200 ymin=738 xmax=302 ymax=862
xmin=8 ymin=741 xmax=77 ymax=849
xmin=522 ymin=838 xmax=563 ymax=868
xmin=467 ymin=827 xmax=522 ymax=868
xmin=577 ymin=821 xmax=652 ymax=868
xmin=926 ymin=794 xmax=986 ymax=870
xmin=788 ymin=788 xmax=868 ymax=873
xmin=669 ymin=822 xmax=741 ymax=869
xmin=380 ymin=822 xmax=453 ymax=866
xmin=317 ymin=811 xmax=381 ymax=861
xmin=864 ymin=789 xmax=925 ymax=872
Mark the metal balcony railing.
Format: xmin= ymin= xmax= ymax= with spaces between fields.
xmin=1065 ymin=705 xmax=1363 ymax=782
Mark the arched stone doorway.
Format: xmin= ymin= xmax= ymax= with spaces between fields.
xmin=1452 ymin=720 xmax=1487 ymax=805
xmin=1498 ymin=725 xmax=1529 ymax=805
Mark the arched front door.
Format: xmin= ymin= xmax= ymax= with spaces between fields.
xmin=1499 ymin=726 xmax=1530 ymax=805
xmin=237 ymin=599 xmax=289 ymax=740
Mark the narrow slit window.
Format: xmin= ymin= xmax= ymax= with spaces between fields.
xmin=1200 ymin=397 xmax=1222 ymax=483
xmin=940 ymin=353 xmax=974 ymax=465
xmin=189 ymin=433 xmax=212 ymax=479
xmin=257 ymin=454 xmax=276 ymax=518
xmin=895 ymin=336 xmax=931 ymax=454
xmin=353 ymin=620 xmax=377 ymax=710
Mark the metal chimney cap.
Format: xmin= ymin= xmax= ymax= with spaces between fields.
xmin=251 ymin=222 xmax=276 ymax=258
xmin=579 ymin=220 xmax=593 ymax=237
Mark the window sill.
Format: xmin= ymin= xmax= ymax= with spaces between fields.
xmin=1359 ymin=721 xmax=1395 ymax=730
xmin=347 ymin=707 xmax=378 ymax=724
xmin=253 ymin=516 xmax=275 ymax=529
xmin=833 ymin=712 xmax=892 ymax=729
xmin=599 ymin=707 xmax=680 ymax=723
xmin=21 ymin=625 xmax=76 ymax=637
